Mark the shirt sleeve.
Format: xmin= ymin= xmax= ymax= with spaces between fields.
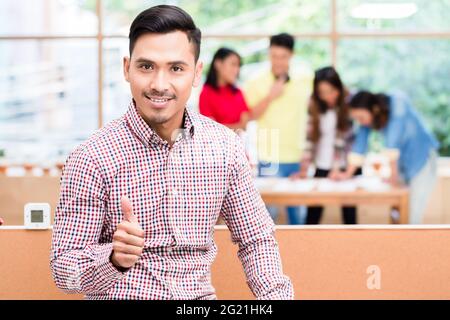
xmin=301 ymin=107 xmax=316 ymax=166
xmin=351 ymin=125 xmax=370 ymax=155
xmin=50 ymin=146 xmax=126 ymax=294
xmin=220 ymin=133 xmax=294 ymax=300
xmin=198 ymin=86 xmax=216 ymax=120
xmin=236 ymin=89 xmax=250 ymax=113
xmin=297 ymin=88 xmax=311 ymax=160
xmin=332 ymin=126 xmax=355 ymax=169
xmin=384 ymin=94 xmax=407 ymax=150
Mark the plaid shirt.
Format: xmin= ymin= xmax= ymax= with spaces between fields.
xmin=50 ymin=101 xmax=293 ymax=300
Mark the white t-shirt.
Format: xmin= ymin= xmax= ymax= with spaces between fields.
xmin=315 ymin=109 xmax=337 ymax=170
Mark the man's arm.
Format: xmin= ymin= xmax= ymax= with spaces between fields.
xmin=338 ymin=126 xmax=369 ymax=180
xmin=50 ymin=146 xmax=126 ymax=294
xmin=293 ymin=103 xmax=316 ymax=179
xmin=220 ymin=134 xmax=294 ymax=300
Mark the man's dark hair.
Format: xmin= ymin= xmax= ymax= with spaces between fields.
xmin=270 ymin=33 xmax=295 ymax=51
xmin=129 ymin=5 xmax=202 ymax=61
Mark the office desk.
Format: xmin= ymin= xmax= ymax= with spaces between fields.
xmin=0 ymin=176 xmax=410 ymax=225
xmin=257 ymin=178 xmax=410 ymax=224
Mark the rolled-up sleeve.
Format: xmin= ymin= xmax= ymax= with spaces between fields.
xmin=50 ymin=146 xmax=126 ymax=294
xmin=220 ymin=134 xmax=294 ymax=300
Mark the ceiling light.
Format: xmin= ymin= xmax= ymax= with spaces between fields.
xmin=351 ymin=2 xmax=418 ymax=19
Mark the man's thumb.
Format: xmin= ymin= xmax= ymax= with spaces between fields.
xmin=121 ymin=196 xmax=138 ymax=224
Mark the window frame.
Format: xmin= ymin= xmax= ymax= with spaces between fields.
xmin=0 ymin=0 xmax=449 ymax=128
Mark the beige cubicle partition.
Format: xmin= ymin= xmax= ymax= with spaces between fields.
xmin=1 ymin=226 xmax=450 ymax=300
xmin=0 ymin=176 xmax=60 ymax=225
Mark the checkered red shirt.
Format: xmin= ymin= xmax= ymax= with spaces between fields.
xmin=50 ymin=101 xmax=293 ymax=300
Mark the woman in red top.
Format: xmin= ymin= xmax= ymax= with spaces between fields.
xmin=199 ymin=47 xmax=250 ymax=129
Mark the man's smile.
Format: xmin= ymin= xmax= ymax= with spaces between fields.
xmin=144 ymin=94 xmax=175 ymax=109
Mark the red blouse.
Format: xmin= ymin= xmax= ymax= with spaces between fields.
xmin=199 ymin=84 xmax=250 ymax=125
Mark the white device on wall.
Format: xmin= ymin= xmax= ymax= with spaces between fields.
xmin=24 ymin=203 xmax=50 ymax=230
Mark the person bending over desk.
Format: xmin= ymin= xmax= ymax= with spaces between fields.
xmin=341 ymin=90 xmax=439 ymax=224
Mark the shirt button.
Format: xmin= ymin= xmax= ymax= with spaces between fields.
xmin=167 ymin=247 xmax=173 ymax=253
xmin=172 ymin=188 xmax=178 ymax=196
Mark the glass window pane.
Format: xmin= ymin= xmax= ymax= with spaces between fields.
xmin=103 ymin=0 xmax=331 ymax=35
xmin=102 ymin=37 xmax=329 ymax=124
xmin=338 ymin=39 xmax=450 ymax=155
xmin=0 ymin=40 xmax=98 ymax=162
xmin=103 ymin=38 xmax=130 ymax=124
xmin=338 ymin=0 xmax=450 ymax=32
xmin=0 ymin=0 xmax=98 ymax=36
xmin=295 ymin=39 xmax=331 ymax=71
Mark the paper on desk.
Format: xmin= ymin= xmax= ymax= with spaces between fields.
xmin=316 ymin=179 xmax=358 ymax=192
xmin=254 ymin=178 xmax=316 ymax=192
xmin=253 ymin=177 xmax=277 ymax=191
xmin=355 ymin=176 xmax=391 ymax=191
xmin=272 ymin=179 xmax=316 ymax=192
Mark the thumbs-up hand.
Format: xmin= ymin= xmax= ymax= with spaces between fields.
xmin=111 ymin=196 xmax=145 ymax=270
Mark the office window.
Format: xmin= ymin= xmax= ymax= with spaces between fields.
xmin=0 ymin=0 xmax=97 ymax=36
xmin=0 ymin=40 xmax=98 ymax=162
xmin=338 ymin=0 xmax=450 ymax=32
xmin=1 ymin=0 xmax=449 ymax=159
xmin=102 ymin=0 xmax=331 ymax=35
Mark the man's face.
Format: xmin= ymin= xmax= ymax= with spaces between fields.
xmin=123 ymin=31 xmax=203 ymax=126
xmin=269 ymin=45 xmax=293 ymax=77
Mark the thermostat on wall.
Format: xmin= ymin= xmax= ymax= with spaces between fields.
xmin=24 ymin=203 xmax=50 ymax=230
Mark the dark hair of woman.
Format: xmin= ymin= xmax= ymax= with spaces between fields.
xmin=349 ymin=90 xmax=390 ymax=130
xmin=309 ymin=66 xmax=351 ymax=142
xmin=204 ymin=47 xmax=241 ymax=92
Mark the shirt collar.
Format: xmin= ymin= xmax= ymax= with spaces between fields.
xmin=125 ymin=100 xmax=195 ymax=147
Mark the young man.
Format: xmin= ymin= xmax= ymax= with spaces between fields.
xmin=50 ymin=5 xmax=293 ymax=300
xmin=244 ymin=33 xmax=312 ymax=225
